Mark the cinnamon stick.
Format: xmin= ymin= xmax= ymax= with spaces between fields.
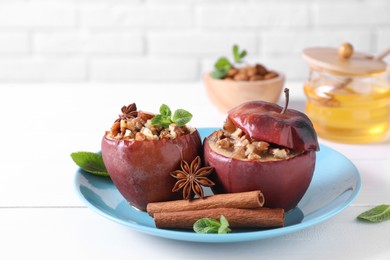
xmin=147 ymin=191 xmax=265 ymax=216
xmin=154 ymin=208 xmax=284 ymax=229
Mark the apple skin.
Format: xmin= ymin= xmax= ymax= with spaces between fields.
xmin=101 ymin=130 xmax=202 ymax=211
xmin=204 ymin=139 xmax=316 ymax=211
xmin=228 ymin=101 xmax=320 ymax=152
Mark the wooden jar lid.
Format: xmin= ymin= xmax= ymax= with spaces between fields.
xmin=302 ymin=43 xmax=387 ymax=76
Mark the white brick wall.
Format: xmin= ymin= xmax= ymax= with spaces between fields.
xmin=148 ymin=32 xmax=258 ymax=56
xmin=0 ymin=0 xmax=388 ymax=83
xmin=90 ymin=58 xmax=198 ymax=81
xmin=34 ymin=32 xmax=144 ymax=54
xmin=81 ymin=4 xmax=193 ymax=28
xmin=0 ymin=2 xmax=76 ymax=28
xmin=0 ymin=33 xmax=30 ymax=54
xmin=198 ymin=3 xmax=309 ymax=28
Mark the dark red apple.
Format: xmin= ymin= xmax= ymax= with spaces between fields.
xmin=102 ymin=131 xmax=202 ymax=211
xmin=228 ymin=99 xmax=319 ymax=152
xmin=204 ymin=89 xmax=319 ymax=211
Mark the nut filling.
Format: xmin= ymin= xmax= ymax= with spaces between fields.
xmin=105 ymin=104 xmax=195 ymax=141
xmin=107 ymin=116 xmax=195 ymax=141
xmin=209 ymin=120 xmax=302 ymax=161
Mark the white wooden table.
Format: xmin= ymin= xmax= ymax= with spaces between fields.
xmin=1 ymin=83 xmax=389 ymax=260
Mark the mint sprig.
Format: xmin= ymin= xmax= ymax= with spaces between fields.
xmin=151 ymin=104 xmax=192 ymax=128
xmin=233 ymin=44 xmax=247 ymax=63
xmin=211 ymin=44 xmax=247 ymax=79
xmin=357 ymin=204 xmax=390 ymax=223
xmin=193 ymin=215 xmax=231 ymax=234
xmin=71 ymin=151 xmax=109 ymax=177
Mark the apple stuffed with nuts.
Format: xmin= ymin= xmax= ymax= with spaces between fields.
xmin=101 ymin=103 xmax=202 ymax=211
xmin=203 ymin=89 xmax=320 ymax=212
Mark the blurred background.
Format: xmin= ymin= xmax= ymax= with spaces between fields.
xmin=0 ymin=0 xmax=389 ymax=97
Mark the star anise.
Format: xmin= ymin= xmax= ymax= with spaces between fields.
xmin=171 ymin=156 xmax=215 ymax=200
xmin=115 ymin=103 xmax=138 ymax=122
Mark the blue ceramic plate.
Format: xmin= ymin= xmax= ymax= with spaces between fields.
xmin=74 ymin=128 xmax=361 ymax=243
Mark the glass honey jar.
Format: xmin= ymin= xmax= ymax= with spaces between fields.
xmin=302 ymin=43 xmax=390 ymax=143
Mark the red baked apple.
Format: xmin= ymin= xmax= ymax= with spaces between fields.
xmin=203 ymin=89 xmax=319 ymax=211
xmin=101 ymin=103 xmax=202 ymax=211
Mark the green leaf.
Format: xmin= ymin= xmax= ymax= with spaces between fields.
xmin=218 ymin=215 xmax=231 ymax=234
xmin=193 ymin=218 xmax=220 ymax=234
xmin=172 ymin=109 xmax=192 ymax=127
xmin=233 ymin=44 xmax=240 ymax=63
xmin=151 ymin=114 xmax=172 ymax=128
xmin=211 ymin=69 xmax=228 ymax=79
xmin=159 ymin=104 xmax=171 ymax=118
xmin=240 ymin=50 xmax=247 ymax=59
xmin=71 ymin=152 xmax=109 ymax=177
xmin=151 ymin=104 xmax=193 ymax=128
xmin=193 ymin=215 xmax=231 ymax=234
xmin=232 ymin=45 xmax=247 ymax=63
xmin=358 ymin=204 xmax=390 ymax=223
xmin=214 ymin=57 xmax=231 ymax=70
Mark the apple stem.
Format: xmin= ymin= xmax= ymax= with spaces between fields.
xmin=280 ymin=88 xmax=289 ymax=114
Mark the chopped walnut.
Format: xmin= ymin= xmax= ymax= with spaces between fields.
xmin=120 ymin=119 xmax=127 ymax=134
xmin=216 ymin=129 xmax=225 ymax=140
xmin=247 ymin=152 xmax=262 ymax=160
xmin=233 ymin=145 xmax=247 ymax=159
xmin=245 ymin=143 xmax=256 ymax=157
xmin=211 ymin=128 xmax=298 ymax=161
xmin=169 ymin=125 xmax=186 ymax=138
xmin=271 ymin=148 xmax=289 ymax=159
xmin=133 ymin=118 xmax=145 ymax=131
xmin=223 ymin=118 xmax=236 ymax=132
xmin=231 ymin=128 xmax=244 ymax=139
xmin=255 ymin=141 xmax=270 ymax=153
xmin=106 ymin=103 xmax=195 ymax=141
xmin=135 ymin=132 xmax=146 ymax=141
xmin=158 ymin=128 xmax=171 ymax=139
xmin=111 ymin=121 xmax=120 ymax=137
xmin=141 ymin=127 xmax=158 ymax=141
xmin=216 ymin=138 xmax=232 ymax=149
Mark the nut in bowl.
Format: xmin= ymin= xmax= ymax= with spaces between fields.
xmin=204 ymin=45 xmax=285 ymax=113
xmin=204 ymin=71 xmax=285 ymax=114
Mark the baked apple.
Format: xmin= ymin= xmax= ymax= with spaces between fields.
xmin=203 ymin=89 xmax=320 ymax=212
xmin=101 ymin=103 xmax=202 ymax=211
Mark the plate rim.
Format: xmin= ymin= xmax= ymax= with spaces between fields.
xmin=73 ymin=128 xmax=361 ymax=243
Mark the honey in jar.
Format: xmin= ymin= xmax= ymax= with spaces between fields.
xmin=302 ymin=43 xmax=390 ymax=143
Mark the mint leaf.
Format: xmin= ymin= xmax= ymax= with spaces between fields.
xmin=193 ymin=215 xmax=231 ymax=234
xmin=218 ymin=215 xmax=231 ymax=234
xmin=211 ymin=45 xmax=249 ymax=78
xmin=151 ymin=104 xmax=193 ymax=128
xmin=358 ymin=204 xmax=390 ymax=223
xmin=193 ymin=218 xmax=220 ymax=234
xmin=233 ymin=44 xmax=240 ymax=63
xmin=71 ymin=152 xmax=109 ymax=177
xmin=232 ymin=44 xmax=247 ymax=63
xmin=159 ymin=104 xmax=171 ymax=118
xmin=240 ymin=50 xmax=247 ymax=59
xmin=214 ymin=57 xmax=231 ymax=70
xmin=211 ymin=69 xmax=228 ymax=79
xmin=172 ymin=109 xmax=192 ymax=127
xmin=151 ymin=114 xmax=172 ymax=128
